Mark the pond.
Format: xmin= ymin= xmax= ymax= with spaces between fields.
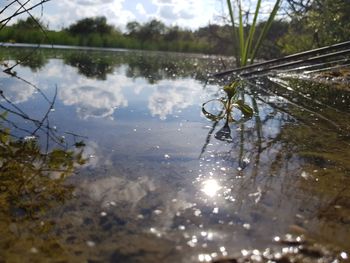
xmin=0 ymin=47 xmax=349 ymax=263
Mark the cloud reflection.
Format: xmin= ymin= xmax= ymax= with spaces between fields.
xmin=0 ymin=74 xmax=36 ymax=104
xmin=60 ymin=85 xmax=127 ymax=119
xmin=148 ymin=79 xmax=203 ymax=120
xmin=59 ymin=74 xmax=129 ymax=119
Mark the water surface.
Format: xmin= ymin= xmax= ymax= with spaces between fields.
xmin=0 ymin=47 xmax=349 ymax=262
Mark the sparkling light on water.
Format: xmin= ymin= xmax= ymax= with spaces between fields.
xmin=201 ymin=179 xmax=221 ymax=197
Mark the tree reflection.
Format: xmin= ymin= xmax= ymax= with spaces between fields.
xmin=1 ymin=47 xmax=230 ymax=84
xmin=0 ymin=48 xmax=48 ymax=72
xmin=64 ymin=52 xmax=114 ymax=80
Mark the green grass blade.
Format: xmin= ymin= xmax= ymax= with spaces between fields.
xmin=250 ymin=0 xmax=281 ymax=63
xmin=243 ymin=0 xmax=261 ymax=65
xmin=226 ymin=0 xmax=240 ymax=66
xmin=238 ymin=0 xmax=245 ymax=66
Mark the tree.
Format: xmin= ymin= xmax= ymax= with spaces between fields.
xmin=67 ymin=16 xmax=113 ymax=35
xmin=126 ymin=21 xmax=141 ymax=36
xmin=12 ymin=17 xmax=47 ymax=30
xmin=138 ymin=19 xmax=166 ymax=41
xmin=280 ymin=0 xmax=350 ymax=53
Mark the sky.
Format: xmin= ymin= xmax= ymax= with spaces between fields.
xmin=5 ymin=0 xmax=222 ymax=31
xmin=4 ymin=0 xmax=279 ymax=31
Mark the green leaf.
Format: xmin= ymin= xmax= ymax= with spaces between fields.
xmin=243 ymin=0 xmax=261 ymax=66
xmin=223 ymin=80 xmax=240 ymax=100
xmin=234 ymin=100 xmax=254 ymax=118
xmin=226 ymin=0 xmax=240 ymax=66
xmin=238 ymin=0 xmax=245 ymax=66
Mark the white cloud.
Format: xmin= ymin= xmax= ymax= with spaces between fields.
xmin=76 ymin=0 xmax=115 ymax=5
xmin=158 ymin=5 xmax=178 ymax=20
xmin=5 ymin=0 xmax=280 ymax=31
xmin=10 ymin=0 xmax=221 ymax=31
xmin=151 ymin=0 xmax=219 ymax=29
xmin=136 ymin=3 xmax=147 ymax=15
xmin=41 ymin=0 xmax=135 ymax=31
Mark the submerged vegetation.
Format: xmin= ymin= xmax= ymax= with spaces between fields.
xmin=0 ymin=118 xmax=85 ymax=218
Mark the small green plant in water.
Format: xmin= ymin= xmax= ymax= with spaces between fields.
xmin=202 ymin=80 xmax=253 ymax=142
xmin=226 ymin=0 xmax=281 ymax=66
xmin=202 ymin=80 xmax=253 ymax=123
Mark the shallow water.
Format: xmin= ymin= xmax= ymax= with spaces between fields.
xmin=0 ymin=47 xmax=349 ymax=263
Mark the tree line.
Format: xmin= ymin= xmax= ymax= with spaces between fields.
xmin=0 ymin=0 xmax=349 ymax=59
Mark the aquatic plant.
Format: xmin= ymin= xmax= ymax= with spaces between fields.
xmin=0 ymin=111 xmax=86 ymax=218
xmin=226 ymin=0 xmax=282 ymax=66
xmin=202 ymin=80 xmax=253 ymax=141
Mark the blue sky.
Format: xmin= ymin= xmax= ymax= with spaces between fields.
xmin=5 ymin=0 xmax=278 ymax=31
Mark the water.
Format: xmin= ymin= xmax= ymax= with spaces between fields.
xmin=0 ymin=47 xmax=349 ymax=262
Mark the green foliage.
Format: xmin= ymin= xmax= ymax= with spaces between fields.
xmin=67 ymin=16 xmax=113 ymax=35
xmin=12 ymin=17 xmax=47 ymax=30
xmin=0 ymin=17 xmax=212 ymax=54
xmin=254 ymin=20 xmax=289 ymax=59
xmin=280 ymin=0 xmax=350 ymax=54
xmin=307 ymin=0 xmax=350 ymax=45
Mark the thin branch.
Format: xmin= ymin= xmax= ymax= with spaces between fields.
xmin=0 ymin=0 xmax=17 ymax=15
xmin=0 ymin=0 xmax=51 ymax=25
xmin=0 ymin=0 xmax=31 ymax=31
xmin=31 ymin=85 xmax=57 ymax=135
xmin=14 ymin=0 xmax=52 ymax=46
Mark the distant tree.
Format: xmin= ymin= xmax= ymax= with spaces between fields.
xmin=67 ymin=16 xmax=113 ymax=35
xmin=12 ymin=17 xmax=47 ymax=30
xmin=139 ymin=19 xmax=166 ymax=41
xmin=126 ymin=21 xmax=141 ymax=36
xmin=164 ymin=26 xmax=180 ymax=41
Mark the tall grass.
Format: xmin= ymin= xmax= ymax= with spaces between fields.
xmin=226 ymin=0 xmax=281 ymax=66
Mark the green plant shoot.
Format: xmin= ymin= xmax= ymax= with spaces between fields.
xmin=226 ymin=0 xmax=282 ymax=67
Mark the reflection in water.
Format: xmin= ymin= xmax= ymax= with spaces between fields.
xmin=60 ymin=84 xmax=128 ymax=119
xmin=0 ymin=47 xmax=350 ymax=262
xmin=201 ymin=179 xmax=221 ymax=198
xmin=0 ymin=82 xmax=86 ymax=217
xmin=0 ymin=72 xmax=37 ymax=103
xmin=148 ymin=79 xmax=203 ymax=120
xmin=64 ymin=52 xmax=114 ymax=80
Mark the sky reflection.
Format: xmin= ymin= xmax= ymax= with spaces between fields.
xmin=201 ymin=179 xmax=221 ymax=198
